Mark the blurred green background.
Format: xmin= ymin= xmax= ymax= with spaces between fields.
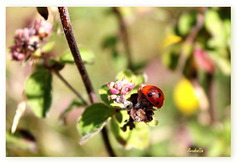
xmin=6 ymin=7 xmax=231 ymax=157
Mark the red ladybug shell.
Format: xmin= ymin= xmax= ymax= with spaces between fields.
xmin=142 ymin=85 xmax=164 ymax=108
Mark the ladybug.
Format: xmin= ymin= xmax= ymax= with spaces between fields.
xmin=141 ymin=84 xmax=164 ymax=108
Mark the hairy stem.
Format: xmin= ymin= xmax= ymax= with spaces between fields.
xmin=112 ymin=7 xmax=133 ymax=70
xmin=58 ymin=7 xmax=116 ymax=157
xmin=54 ymin=70 xmax=88 ymax=105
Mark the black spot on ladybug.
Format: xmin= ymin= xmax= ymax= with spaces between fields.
xmin=156 ymin=102 xmax=159 ymax=105
xmin=148 ymin=92 xmax=152 ymax=97
xmin=158 ymin=93 xmax=161 ymax=97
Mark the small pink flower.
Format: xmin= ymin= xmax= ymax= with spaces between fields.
xmin=9 ymin=19 xmax=53 ymax=61
xmin=108 ymin=77 xmax=135 ymax=96
xmin=34 ymin=20 xmax=53 ymax=38
xmin=107 ymin=82 xmax=114 ymax=88
xmin=107 ymin=77 xmax=135 ymax=108
xmin=114 ymin=81 xmax=123 ymax=90
xmin=109 ymin=88 xmax=119 ymax=95
xmin=121 ymin=83 xmax=135 ymax=95
xmin=108 ymin=82 xmax=119 ymax=94
xmin=108 ymin=95 xmax=118 ymax=100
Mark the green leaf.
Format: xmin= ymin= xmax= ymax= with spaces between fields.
xmin=116 ymin=69 xmax=135 ymax=81
xmin=99 ymin=84 xmax=115 ymax=107
xmin=116 ymin=70 xmax=146 ymax=88
xmin=60 ymin=51 xmax=74 ymax=64
xmin=102 ymin=35 xmax=118 ymax=49
xmin=178 ymin=12 xmax=196 ymax=37
xmin=115 ymin=111 xmax=123 ymax=123
xmin=208 ymin=50 xmax=231 ymax=75
xmin=60 ymin=47 xmax=95 ymax=64
xmin=110 ymin=111 xmax=150 ymax=150
xmin=223 ymin=19 xmax=231 ymax=50
xmin=181 ymin=41 xmax=193 ymax=58
xmin=205 ymin=9 xmax=226 ymax=48
xmin=6 ymin=131 xmax=36 ymax=151
xmin=25 ymin=67 xmax=52 ymax=117
xmin=77 ymin=103 xmax=114 ymax=145
xmin=162 ymin=43 xmax=181 ymax=70
xmin=33 ymin=48 xmax=41 ymax=57
xmin=41 ymin=41 xmax=55 ymax=53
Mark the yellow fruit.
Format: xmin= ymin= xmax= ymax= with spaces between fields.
xmin=173 ymin=78 xmax=199 ymax=115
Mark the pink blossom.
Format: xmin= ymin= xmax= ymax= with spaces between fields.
xmin=9 ymin=19 xmax=53 ymax=61
xmin=114 ymin=81 xmax=123 ymax=90
xmin=107 ymin=77 xmax=135 ymax=108
xmin=108 ymin=77 xmax=135 ymax=96
xmin=108 ymin=95 xmax=118 ymax=100
xmin=33 ymin=20 xmax=53 ymax=38
xmin=109 ymin=88 xmax=119 ymax=95
xmin=121 ymin=83 xmax=135 ymax=95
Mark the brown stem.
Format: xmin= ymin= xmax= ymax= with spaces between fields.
xmin=58 ymin=7 xmax=97 ymax=103
xmin=58 ymin=7 xmax=116 ymax=157
xmin=112 ymin=7 xmax=133 ymax=70
xmin=54 ymin=70 xmax=88 ymax=106
xmin=101 ymin=127 xmax=116 ymax=157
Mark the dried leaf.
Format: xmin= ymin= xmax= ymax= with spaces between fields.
xmin=11 ymin=101 xmax=27 ymax=134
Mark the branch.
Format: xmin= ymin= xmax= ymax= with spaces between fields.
xmin=58 ymin=7 xmax=97 ymax=103
xmin=54 ymin=70 xmax=89 ymax=106
xmin=112 ymin=7 xmax=133 ymax=70
xmin=101 ymin=126 xmax=116 ymax=157
xmin=58 ymin=7 xmax=116 ymax=157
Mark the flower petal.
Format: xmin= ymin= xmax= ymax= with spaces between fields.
xmin=114 ymin=81 xmax=123 ymax=90
xmin=121 ymin=83 xmax=135 ymax=95
xmin=109 ymin=88 xmax=119 ymax=95
xmin=107 ymin=82 xmax=115 ymax=88
xmin=108 ymin=94 xmax=118 ymax=100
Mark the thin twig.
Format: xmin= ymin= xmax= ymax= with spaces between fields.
xmin=54 ymin=70 xmax=89 ymax=105
xmin=58 ymin=7 xmax=116 ymax=157
xmin=112 ymin=7 xmax=133 ymax=70
xmin=101 ymin=126 xmax=116 ymax=157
